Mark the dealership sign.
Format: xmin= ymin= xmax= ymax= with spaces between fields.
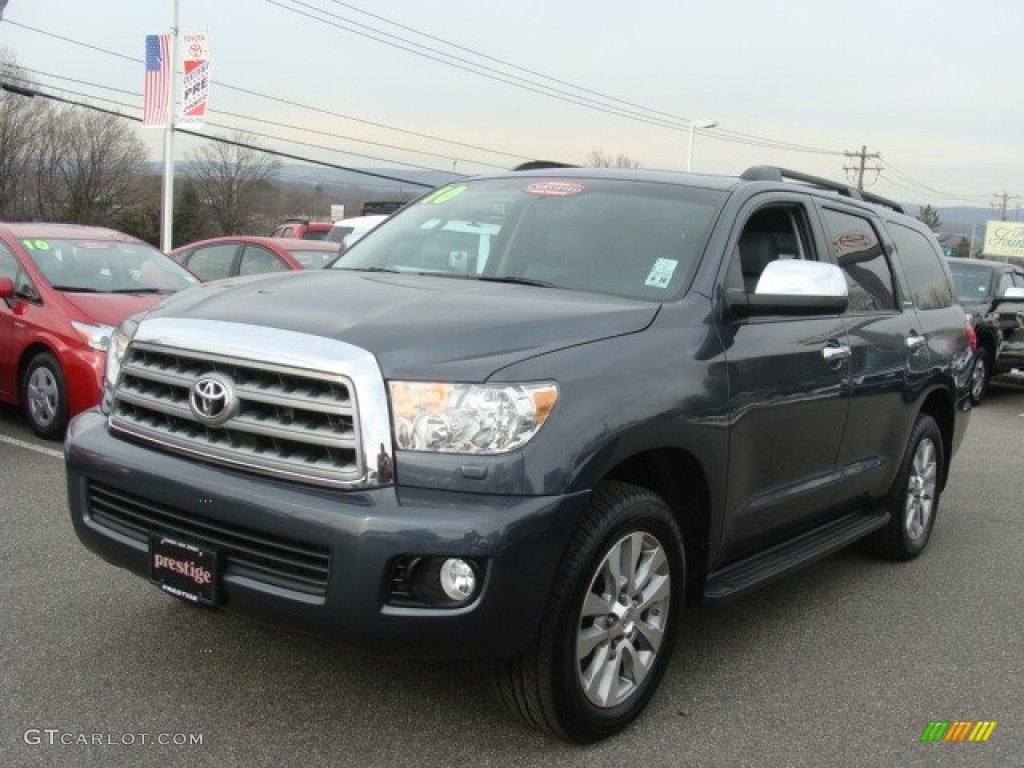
xmin=983 ymin=220 xmax=1024 ymax=260
xmin=178 ymin=31 xmax=210 ymax=128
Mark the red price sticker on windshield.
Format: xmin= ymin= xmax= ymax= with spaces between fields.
xmin=525 ymin=181 xmax=585 ymax=197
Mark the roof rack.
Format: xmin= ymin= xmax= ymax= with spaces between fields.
xmin=740 ymin=165 xmax=904 ymax=214
xmin=512 ymin=161 xmax=580 ymax=171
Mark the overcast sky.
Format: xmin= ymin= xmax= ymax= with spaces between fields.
xmin=1 ymin=0 xmax=1021 ymax=209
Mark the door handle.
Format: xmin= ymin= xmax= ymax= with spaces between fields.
xmin=822 ymin=342 xmax=851 ymax=363
xmin=906 ymin=334 xmax=926 ymax=350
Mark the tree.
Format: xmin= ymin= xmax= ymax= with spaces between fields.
xmin=917 ymin=204 xmax=942 ymax=232
xmin=0 ymin=49 xmax=51 ymax=219
xmin=586 ymin=149 xmax=641 ymax=169
xmin=57 ymin=108 xmax=150 ymax=224
xmin=186 ymin=132 xmax=280 ymax=235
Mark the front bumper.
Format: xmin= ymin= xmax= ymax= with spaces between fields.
xmin=66 ymin=410 xmax=587 ymax=658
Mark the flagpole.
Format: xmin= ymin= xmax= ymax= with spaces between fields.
xmin=160 ymin=0 xmax=179 ymax=252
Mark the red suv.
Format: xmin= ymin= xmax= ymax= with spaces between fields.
xmin=0 ymin=222 xmax=198 ymax=438
xmin=269 ymin=219 xmax=333 ymax=240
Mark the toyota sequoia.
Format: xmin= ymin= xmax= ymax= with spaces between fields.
xmin=66 ymin=165 xmax=974 ymax=742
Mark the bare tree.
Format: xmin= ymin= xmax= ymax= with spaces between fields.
xmin=186 ymin=132 xmax=280 ymax=234
xmin=57 ymin=108 xmax=149 ymax=224
xmin=586 ymin=149 xmax=641 ymax=169
xmin=0 ymin=49 xmax=51 ymax=219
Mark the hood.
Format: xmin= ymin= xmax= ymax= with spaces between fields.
xmin=148 ymin=270 xmax=659 ymax=380
xmin=61 ymin=291 xmax=171 ymax=327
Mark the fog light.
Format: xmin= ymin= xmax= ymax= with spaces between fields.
xmin=439 ymin=558 xmax=476 ymax=603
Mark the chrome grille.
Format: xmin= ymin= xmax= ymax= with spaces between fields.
xmin=110 ymin=342 xmax=363 ymax=487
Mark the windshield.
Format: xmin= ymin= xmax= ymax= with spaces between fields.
xmin=949 ymin=263 xmax=994 ymax=302
xmin=332 ymin=177 xmax=724 ymax=301
xmin=23 ymin=238 xmax=199 ymax=293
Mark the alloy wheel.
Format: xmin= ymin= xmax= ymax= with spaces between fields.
xmin=575 ymin=531 xmax=671 ymax=708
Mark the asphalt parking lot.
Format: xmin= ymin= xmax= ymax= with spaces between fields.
xmin=2 ymin=384 xmax=1022 ymax=768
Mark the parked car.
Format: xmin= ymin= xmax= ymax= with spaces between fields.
xmin=324 ymin=214 xmax=387 ymax=254
xmin=947 ymin=256 xmax=1024 ymax=403
xmin=0 ymin=222 xmax=198 ymax=438
xmin=268 ymin=218 xmax=333 ymax=240
xmin=67 ymin=165 xmax=974 ymax=742
xmin=168 ymin=236 xmax=341 ymax=281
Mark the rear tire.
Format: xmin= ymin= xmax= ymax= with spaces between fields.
xmin=22 ymin=352 xmax=69 ymax=440
xmin=969 ymin=348 xmax=990 ymax=405
xmin=873 ymin=414 xmax=944 ymax=561
xmin=494 ymin=481 xmax=684 ymax=742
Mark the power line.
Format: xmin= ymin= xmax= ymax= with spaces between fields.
xmin=18 ymin=65 xmax=510 ymax=171
xmin=3 ymin=18 xmax=532 ymax=165
xmin=881 ymin=156 xmax=995 ymax=203
xmin=264 ymin=0 xmax=849 ymax=156
xmin=0 ymin=79 xmax=438 ymax=188
xmin=317 ymin=0 xmax=848 ymax=157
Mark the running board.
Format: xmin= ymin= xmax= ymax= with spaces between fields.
xmin=702 ymin=508 xmax=890 ymax=603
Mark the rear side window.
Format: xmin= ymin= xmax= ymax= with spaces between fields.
xmin=820 ymin=208 xmax=896 ymax=312
xmin=887 ymin=222 xmax=954 ymax=310
xmin=186 ymin=244 xmax=236 ymax=281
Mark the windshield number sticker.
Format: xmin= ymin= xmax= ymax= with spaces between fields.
xmin=645 ymin=258 xmax=678 ymax=288
xmin=21 ymin=240 xmax=51 ymax=251
xmin=425 ymin=185 xmax=468 ymax=205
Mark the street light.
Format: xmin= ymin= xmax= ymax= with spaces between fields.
xmin=686 ymin=119 xmax=718 ymax=172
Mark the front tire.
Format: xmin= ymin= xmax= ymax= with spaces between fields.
xmin=873 ymin=414 xmax=944 ymax=561
xmin=495 ymin=481 xmax=684 ymax=742
xmin=22 ymin=352 xmax=69 ymax=440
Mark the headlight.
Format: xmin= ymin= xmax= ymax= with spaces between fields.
xmin=70 ymin=321 xmax=114 ymax=351
xmin=101 ymin=316 xmax=141 ymax=412
xmin=389 ymin=381 xmax=558 ymax=454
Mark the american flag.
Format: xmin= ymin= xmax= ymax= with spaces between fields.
xmin=143 ymin=34 xmax=170 ymax=126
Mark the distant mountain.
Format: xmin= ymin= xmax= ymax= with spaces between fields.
xmin=905 ymin=204 xmax=1010 ymax=238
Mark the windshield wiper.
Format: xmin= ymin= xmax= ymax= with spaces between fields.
xmin=108 ymin=287 xmax=175 ymax=293
xmin=51 ymin=285 xmax=101 ymax=293
xmin=342 ymin=266 xmax=404 ymax=274
xmin=470 ymin=275 xmax=556 ymax=288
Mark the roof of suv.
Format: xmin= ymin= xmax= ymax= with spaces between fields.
xmin=495 ymin=163 xmax=907 ymax=217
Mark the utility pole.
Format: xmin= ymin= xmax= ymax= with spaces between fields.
xmin=160 ymin=0 xmax=180 ymax=252
xmin=843 ymin=145 xmax=881 ymax=190
xmin=991 ymin=191 xmax=1021 ymax=221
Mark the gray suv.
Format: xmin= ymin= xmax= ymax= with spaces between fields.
xmin=66 ymin=165 xmax=973 ymax=742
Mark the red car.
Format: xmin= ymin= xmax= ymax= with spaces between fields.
xmin=0 ymin=222 xmax=199 ymax=438
xmin=169 ymin=236 xmax=341 ymax=281
xmin=268 ymin=219 xmax=333 ymax=240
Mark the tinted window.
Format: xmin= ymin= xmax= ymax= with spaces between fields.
xmin=821 ymin=208 xmax=896 ymax=312
xmin=726 ymin=204 xmax=814 ymax=294
xmin=887 ymin=222 xmax=954 ymax=310
xmin=186 ymin=244 xmax=237 ymax=281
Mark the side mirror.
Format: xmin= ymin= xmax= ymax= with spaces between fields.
xmin=0 ymin=276 xmax=14 ymax=301
xmin=728 ymin=260 xmax=849 ymax=318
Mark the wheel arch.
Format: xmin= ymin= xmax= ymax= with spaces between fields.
xmin=17 ymin=342 xmax=59 ymax=400
xmin=917 ymin=387 xmax=955 ymax=491
xmin=602 ymin=447 xmax=711 ymax=603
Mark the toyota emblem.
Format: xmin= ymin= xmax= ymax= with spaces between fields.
xmin=189 ymin=373 xmax=238 ymax=427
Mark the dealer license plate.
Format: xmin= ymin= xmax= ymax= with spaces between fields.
xmin=150 ymin=534 xmax=219 ymax=605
